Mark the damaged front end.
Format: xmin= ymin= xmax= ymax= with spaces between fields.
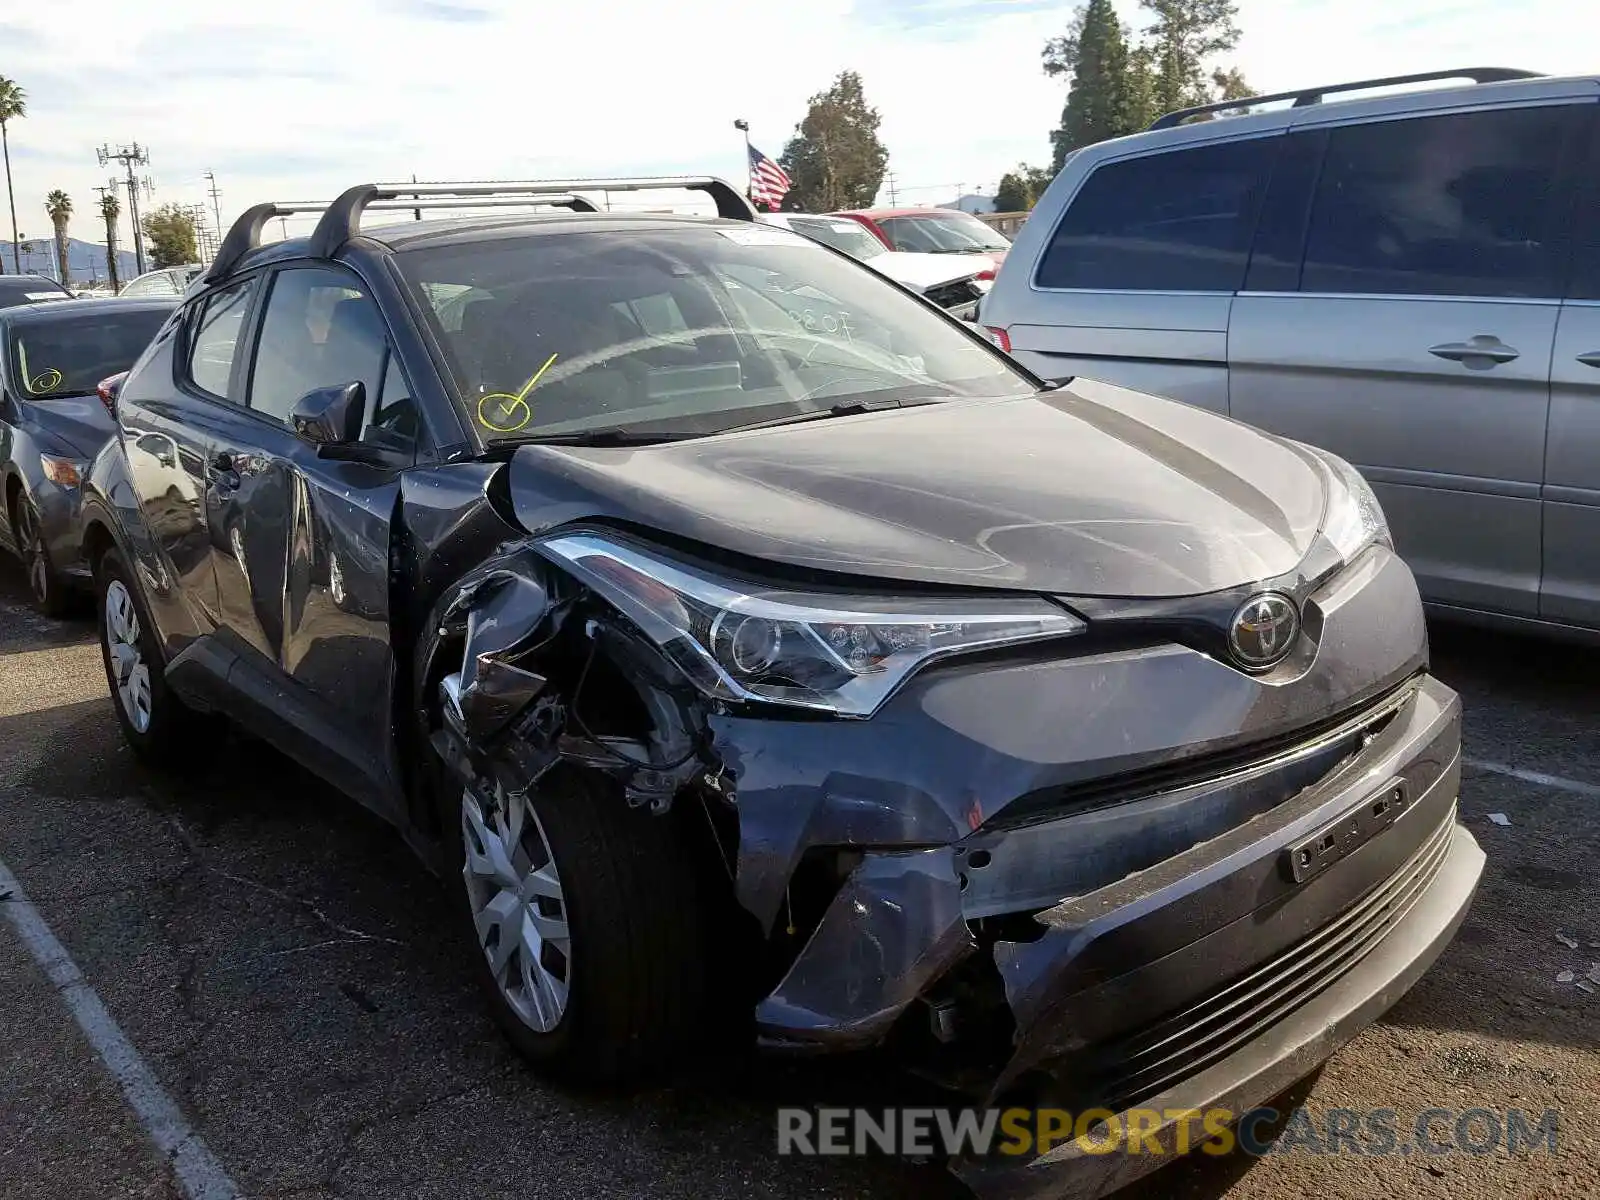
xmin=418 ymin=527 xmax=1479 ymax=1200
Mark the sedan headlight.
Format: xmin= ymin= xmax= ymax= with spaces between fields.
xmin=538 ymin=533 xmax=1084 ymax=717
xmin=40 ymin=454 xmax=85 ymax=488
xmin=1311 ymin=448 xmax=1391 ymax=563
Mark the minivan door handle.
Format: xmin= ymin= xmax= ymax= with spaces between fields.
xmin=1428 ymin=336 xmax=1520 ymax=367
xmin=1575 ymin=350 xmax=1600 ymax=369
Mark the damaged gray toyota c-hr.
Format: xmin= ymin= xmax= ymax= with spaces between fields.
xmin=78 ymin=177 xmax=1483 ymax=1199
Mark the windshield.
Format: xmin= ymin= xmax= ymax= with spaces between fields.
xmin=7 ymin=307 xmax=170 ymax=398
xmin=782 ymin=217 xmax=888 ymax=262
xmin=878 ymin=213 xmax=1012 ymax=254
xmin=0 ymin=277 xmax=73 ymax=310
xmin=397 ymin=224 xmax=1030 ymax=443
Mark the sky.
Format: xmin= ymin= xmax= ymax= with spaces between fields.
xmin=0 ymin=0 xmax=1596 ymax=258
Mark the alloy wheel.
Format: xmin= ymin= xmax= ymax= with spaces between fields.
xmin=14 ymin=501 xmax=49 ymax=605
xmin=461 ymin=781 xmax=571 ymax=1032
xmin=104 ymin=579 xmax=153 ymax=734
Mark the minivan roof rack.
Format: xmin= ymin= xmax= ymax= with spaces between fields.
xmin=205 ymin=175 xmax=754 ymax=284
xmin=1147 ymin=66 xmax=1545 ymax=130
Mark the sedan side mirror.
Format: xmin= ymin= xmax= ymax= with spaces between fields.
xmin=290 ymin=381 xmax=366 ymax=449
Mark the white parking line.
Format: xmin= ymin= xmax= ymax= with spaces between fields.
xmin=1464 ymin=757 xmax=1600 ymax=800
xmin=0 ymin=858 xmax=240 ymax=1200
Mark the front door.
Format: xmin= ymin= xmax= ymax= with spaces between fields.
xmin=205 ymin=263 xmax=419 ymax=807
xmin=1229 ymin=101 xmax=1589 ymax=618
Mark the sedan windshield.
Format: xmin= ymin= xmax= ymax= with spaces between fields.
xmin=397 ymin=224 xmax=1031 ymax=443
xmin=781 ymin=217 xmax=888 ymax=262
xmin=878 ymin=213 xmax=1012 ymax=254
xmin=7 ymin=307 xmax=171 ymax=398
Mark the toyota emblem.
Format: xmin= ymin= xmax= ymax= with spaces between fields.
xmin=1228 ymin=592 xmax=1300 ymax=669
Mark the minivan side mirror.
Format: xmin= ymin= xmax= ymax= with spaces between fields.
xmin=97 ymin=371 xmax=128 ymax=419
xmin=290 ymin=381 xmax=366 ymax=449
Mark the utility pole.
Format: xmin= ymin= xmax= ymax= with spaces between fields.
xmin=203 ymin=170 xmax=224 ymax=248
xmin=886 ymin=171 xmax=898 ymax=205
xmin=97 ymin=142 xmax=151 ymax=275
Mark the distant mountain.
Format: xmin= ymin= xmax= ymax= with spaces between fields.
xmin=5 ymin=237 xmax=140 ymax=287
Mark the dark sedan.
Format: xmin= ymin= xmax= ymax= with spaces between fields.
xmin=0 ymin=296 xmax=175 ymax=614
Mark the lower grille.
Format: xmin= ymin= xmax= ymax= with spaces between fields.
xmin=1073 ymin=810 xmax=1456 ymax=1112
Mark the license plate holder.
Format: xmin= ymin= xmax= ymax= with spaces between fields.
xmin=1283 ymin=776 xmax=1411 ymax=884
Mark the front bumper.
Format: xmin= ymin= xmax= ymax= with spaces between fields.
xmin=36 ymin=478 xmax=93 ymax=582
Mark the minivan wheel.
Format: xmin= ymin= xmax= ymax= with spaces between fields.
xmin=11 ymin=496 xmax=69 ymax=618
xmin=448 ymin=765 xmax=714 ymax=1084
xmin=96 ymin=547 xmax=218 ymax=767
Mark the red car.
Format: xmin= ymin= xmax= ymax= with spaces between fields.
xmin=831 ymin=207 xmax=1012 ymax=273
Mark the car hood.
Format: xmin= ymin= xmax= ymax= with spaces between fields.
xmin=866 ymin=251 xmax=994 ymax=291
xmin=506 ymin=378 xmax=1330 ymax=597
xmin=26 ymin=395 xmax=115 ymax=459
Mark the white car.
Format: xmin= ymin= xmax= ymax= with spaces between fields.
xmin=757 ymin=212 xmax=992 ymax=317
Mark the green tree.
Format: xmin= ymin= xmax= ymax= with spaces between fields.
xmin=98 ymin=191 xmax=121 ymax=291
xmin=994 ymin=164 xmax=1055 ymax=211
xmin=0 ymin=77 xmax=26 ymax=274
xmin=1141 ymin=0 xmax=1242 ymax=115
xmin=779 ymin=71 xmax=889 ymax=212
xmin=1043 ymin=0 xmax=1132 ymax=167
xmin=1124 ymin=44 xmax=1160 ymax=130
xmin=141 ymin=203 xmax=198 ymax=269
xmin=45 ymin=190 xmax=72 ymax=285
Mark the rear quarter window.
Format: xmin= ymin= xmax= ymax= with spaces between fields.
xmin=1034 ymin=136 xmax=1277 ymax=292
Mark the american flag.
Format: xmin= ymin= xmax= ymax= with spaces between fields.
xmin=748 ymin=144 xmax=792 ymax=209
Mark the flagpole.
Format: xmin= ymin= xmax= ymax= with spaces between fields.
xmin=733 ymin=118 xmax=752 ymax=204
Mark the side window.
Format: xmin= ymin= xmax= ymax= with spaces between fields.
xmin=1301 ymin=106 xmax=1573 ymax=299
xmin=366 ymin=351 xmax=423 ymax=452
xmin=185 ymin=278 xmax=257 ymax=399
xmin=248 ymin=267 xmax=387 ymax=430
xmin=1035 ymin=137 xmax=1276 ymax=292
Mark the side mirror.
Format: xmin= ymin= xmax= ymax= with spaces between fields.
xmin=290 ymin=382 xmax=366 ymax=448
xmin=97 ymin=371 xmax=128 ymax=419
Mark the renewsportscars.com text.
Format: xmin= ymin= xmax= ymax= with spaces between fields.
xmin=776 ymin=1105 xmax=1561 ymax=1159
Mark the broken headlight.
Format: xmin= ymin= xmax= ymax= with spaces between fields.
xmin=1310 ymin=447 xmax=1392 ymax=565
xmin=538 ymin=533 xmax=1084 ymax=717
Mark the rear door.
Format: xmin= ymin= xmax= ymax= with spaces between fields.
xmin=1005 ymin=134 xmax=1279 ymax=412
xmin=205 ymin=263 xmax=421 ymax=809
xmin=116 ymin=276 xmax=260 ymax=642
xmin=1229 ymin=100 xmax=1589 ymax=618
xmin=1543 ymin=108 xmax=1600 ymax=628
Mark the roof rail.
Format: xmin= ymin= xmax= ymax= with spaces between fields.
xmin=1148 ymin=66 xmax=1545 ymax=130
xmin=206 ymin=176 xmax=752 ymax=283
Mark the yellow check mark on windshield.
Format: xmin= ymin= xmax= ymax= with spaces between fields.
xmin=477 ymin=352 xmax=559 ymax=433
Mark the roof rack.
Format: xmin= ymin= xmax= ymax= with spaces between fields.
xmin=1148 ymin=66 xmax=1545 ymax=130
xmin=205 ymin=175 xmax=754 ymax=284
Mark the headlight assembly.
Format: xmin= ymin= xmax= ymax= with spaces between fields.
xmin=1311 ymin=448 xmax=1392 ymax=564
xmin=538 ymin=533 xmax=1084 ymax=717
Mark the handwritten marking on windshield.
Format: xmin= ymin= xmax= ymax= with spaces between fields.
xmin=476 ymin=352 xmax=559 ymax=433
xmin=786 ymin=309 xmax=854 ymax=340
xmin=27 ymin=368 xmax=63 ymax=394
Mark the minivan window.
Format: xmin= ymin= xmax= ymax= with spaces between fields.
xmin=1035 ymin=136 xmax=1275 ymax=292
xmin=1300 ymin=106 xmax=1572 ymax=299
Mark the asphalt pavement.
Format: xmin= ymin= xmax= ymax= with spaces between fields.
xmin=0 ymin=564 xmax=1595 ymax=1200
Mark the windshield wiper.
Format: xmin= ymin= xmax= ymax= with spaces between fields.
xmin=497 ymin=428 xmax=698 ymax=447
xmin=719 ymin=396 xmax=945 ymax=435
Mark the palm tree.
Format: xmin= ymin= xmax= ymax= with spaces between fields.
xmin=45 ymin=190 xmax=72 ymax=285
xmin=99 ymin=191 xmax=121 ymax=291
xmin=0 ymin=78 xmax=25 ymax=274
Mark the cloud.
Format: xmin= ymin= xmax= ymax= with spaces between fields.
xmin=0 ymin=0 xmax=1592 ymax=259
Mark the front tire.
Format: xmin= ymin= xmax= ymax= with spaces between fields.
xmin=95 ymin=546 xmax=218 ymax=767
xmin=11 ymin=494 xmax=70 ymax=618
xmin=448 ymin=765 xmax=715 ymax=1084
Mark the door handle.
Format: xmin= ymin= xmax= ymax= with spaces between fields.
xmin=1576 ymin=351 xmax=1600 ymax=369
xmin=1428 ymin=336 xmax=1520 ymax=367
xmin=207 ymin=451 xmax=239 ymax=489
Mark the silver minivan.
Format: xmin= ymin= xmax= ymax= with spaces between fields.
xmin=980 ymin=67 xmax=1600 ymax=639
